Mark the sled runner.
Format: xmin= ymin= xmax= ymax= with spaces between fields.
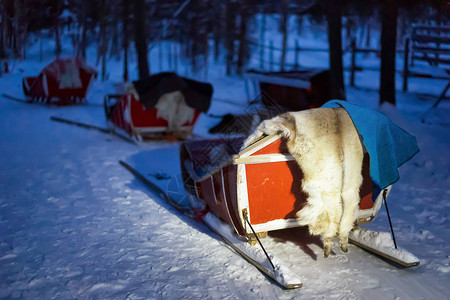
xmin=49 ymin=115 xmax=138 ymax=145
xmin=179 ymin=133 xmax=420 ymax=267
xmin=105 ymin=73 xmax=212 ymax=141
xmin=22 ymin=58 xmax=97 ymax=105
xmin=2 ymin=93 xmax=100 ymax=107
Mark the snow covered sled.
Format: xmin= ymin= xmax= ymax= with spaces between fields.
xmin=180 ymin=132 xmax=420 ymax=267
xmin=104 ymin=73 xmax=212 ymax=141
xmin=22 ymin=58 xmax=97 ymax=104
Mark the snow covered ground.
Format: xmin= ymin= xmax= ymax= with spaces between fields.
xmin=0 ymin=34 xmax=449 ymax=299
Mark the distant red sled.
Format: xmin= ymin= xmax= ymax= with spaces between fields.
xmin=104 ymin=73 xmax=212 ymax=141
xmin=22 ymin=58 xmax=97 ymax=105
xmin=180 ymin=134 xmax=386 ymax=238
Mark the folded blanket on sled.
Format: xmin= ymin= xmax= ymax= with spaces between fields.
xmin=322 ymin=100 xmax=420 ymax=198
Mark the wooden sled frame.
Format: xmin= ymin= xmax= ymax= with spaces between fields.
xmin=182 ymin=133 xmax=387 ymax=235
xmin=181 ymin=133 xmax=420 ymax=267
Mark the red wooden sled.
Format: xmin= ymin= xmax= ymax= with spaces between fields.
xmin=105 ymin=94 xmax=201 ymax=141
xmin=180 ymin=134 xmax=389 ymax=238
xmin=22 ymin=58 xmax=97 ymax=104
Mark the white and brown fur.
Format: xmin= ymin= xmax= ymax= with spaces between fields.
xmin=243 ymin=107 xmax=364 ymax=257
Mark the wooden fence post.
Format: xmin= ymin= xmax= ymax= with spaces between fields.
xmin=174 ymin=43 xmax=178 ymax=73
xmin=260 ymin=42 xmax=264 ymax=70
xmin=402 ymin=38 xmax=410 ymax=92
xmin=269 ymin=41 xmax=273 ymax=71
xmin=40 ymin=32 xmax=43 ymax=62
xmin=350 ymin=38 xmax=356 ymax=87
xmin=159 ymin=42 xmax=163 ymax=72
xmin=167 ymin=41 xmax=172 ymax=70
xmin=260 ymin=12 xmax=266 ymax=70
xmin=294 ymin=39 xmax=299 ymax=69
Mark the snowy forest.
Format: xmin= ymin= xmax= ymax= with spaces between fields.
xmin=0 ymin=0 xmax=449 ymax=299
xmin=1 ymin=0 xmax=448 ymax=101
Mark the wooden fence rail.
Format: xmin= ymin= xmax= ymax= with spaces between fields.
xmin=249 ymin=39 xmax=407 ymax=88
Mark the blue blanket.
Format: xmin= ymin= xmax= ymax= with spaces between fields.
xmin=322 ymin=100 xmax=420 ymax=196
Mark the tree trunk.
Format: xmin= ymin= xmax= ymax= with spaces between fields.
xmin=259 ymin=10 xmax=266 ymax=69
xmin=97 ymin=0 xmax=108 ymax=80
xmin=12 ymin=1 xmax=22 ymax=58
xmin=212 ymin=1 xmax=222 ymax=61
xmin=236 ymin=7 xmax=248 ymax=75
xmin=122 ymin=0 xmax=129 ymax=81
xmin=80 ymin=24 xmax=87 ymax=59
xmin=365 ymin=20 xmax=371 ymax=48
xmin=379 ymin=0 xmax=398 ymax=105
xmin=133 ymin=0 xmax=149 ymax=79
xmin=225 ymin=2 xmax=236 ymax=75
xmin=345 ymin=17 xmax=354 ymax=50
xmin=0 ymin=0 xmax=5 ymax=59
xmin=22 ymin=25 xmax=27 ymax=59
xmin=280 ymin=0 xmax=289 ymax=71
xmin=325 ymin=0 xmax=346 ymax=99
xmin=110 ymin=4 xmax=120 ymax=60
xmin=78 ymin=1 xmax=87 ymax=59
xmin=110 ymin=25 xmax=119 ymax=60
xmin=55 ymin=17 xmax=62 ymax=57
xmin=190 ymin=0 xmax=198 ymax=73
xmin=297 ymin=14 xmax=303 ymax=35
xmin=102 ymin=54 xmax=107 ymax=80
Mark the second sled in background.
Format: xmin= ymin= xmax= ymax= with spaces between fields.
xmin=104 ymin=72 xmax=213 ymax=141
